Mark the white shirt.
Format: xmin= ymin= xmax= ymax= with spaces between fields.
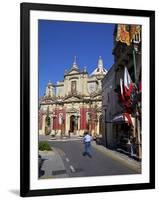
xmin=84 ymin=134 xmax=92 ymax=142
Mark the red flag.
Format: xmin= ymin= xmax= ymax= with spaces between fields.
xmin=123 ymin=112 xmax=133 ymax=127
xmin=139 ymin=81 xmax=142 ymax=92
xmin=118 ymin=67 xmax=134 ymax=113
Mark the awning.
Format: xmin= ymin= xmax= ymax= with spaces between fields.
xmin=112 ymin=114 xmax=126 ymax=123
xmin=111 ymin=113 xmax=134 ymax=127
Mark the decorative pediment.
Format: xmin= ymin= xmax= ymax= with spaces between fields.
xmin=40 ymin=96 xmax=56 ymax=104
xmin=66 ymin=68 xmax=80 ymax=75
xmin=66 ymin=107 xmax=79 ymax=113
xmin=64 ymin=95 xmax=82 ymax=102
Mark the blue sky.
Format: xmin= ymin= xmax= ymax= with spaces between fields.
xmin=38 ymin=20 xmax=115 ymax=97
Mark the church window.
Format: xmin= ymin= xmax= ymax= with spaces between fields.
xmin=71 ymin=81 xmax=76 ymax=93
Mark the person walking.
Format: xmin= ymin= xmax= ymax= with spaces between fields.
xmin=82 ymin=131 xmax=93 ymax=158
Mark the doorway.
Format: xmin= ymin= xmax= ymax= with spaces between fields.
xmin=70 ymin=115 xmax=75 ymax=133
xmin=45 ymin=115 xmax=51 ymax=135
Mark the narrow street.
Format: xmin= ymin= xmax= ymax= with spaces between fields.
xmin=44 ymin=139 xmax=140 ymax=178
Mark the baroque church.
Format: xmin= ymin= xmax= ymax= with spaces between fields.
xmin=39 ymin=56 xmax=107 ymax=137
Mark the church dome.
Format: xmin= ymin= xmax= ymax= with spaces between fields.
xmin=91 ymin=56 xmax=107 ymax=76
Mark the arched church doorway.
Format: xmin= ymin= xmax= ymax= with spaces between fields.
xmin=45 ymin=115 xmax=51 ymax=135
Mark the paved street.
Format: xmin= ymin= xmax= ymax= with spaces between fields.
xmin=39 ymin=137 xmax=141 ymax=178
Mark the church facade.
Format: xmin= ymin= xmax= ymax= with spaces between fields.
xmin=39 ymin=56 xmax=107 ymax=137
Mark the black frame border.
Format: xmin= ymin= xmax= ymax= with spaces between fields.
xmin=20 ymin=2 xmax=155 ymax=197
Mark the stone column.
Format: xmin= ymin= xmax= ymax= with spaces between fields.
xmin=65 ymin=113 xmax=70 ymax=136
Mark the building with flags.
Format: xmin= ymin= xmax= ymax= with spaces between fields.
xmin=102 ymin=64 xmax=116 ymax=148
xmin=102 ymin=24 xmax=142 ymax=159
xmin=39 ymin=56 xmax=107 ymax=137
